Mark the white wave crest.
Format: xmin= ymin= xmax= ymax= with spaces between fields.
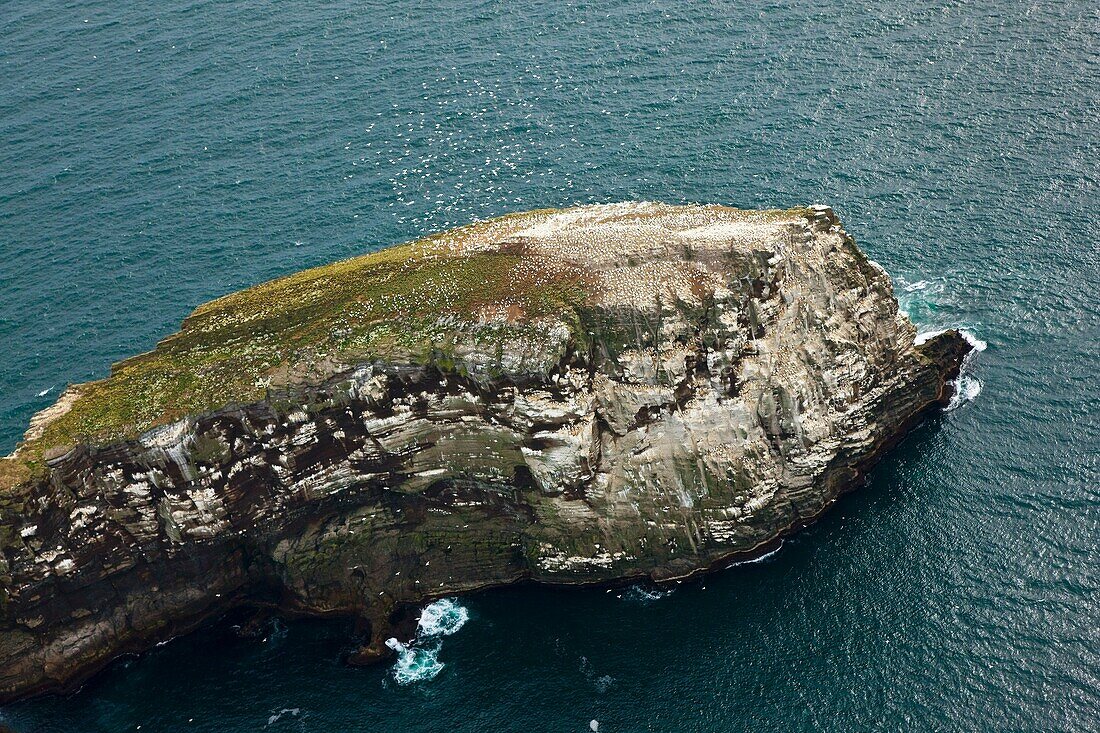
xmin=594 ymin=674 xmax=615 ymax=693
xmin=958 ymin=328 xmax=988 ymax=352
xmin=726 ymin=541 xmax=784 ymax=568
xmin=914 ymin=327 xmax=987 ymax=350
xmin=417 ymin=598 xmax=469 ymax=637
xmin=946 ymin=375 xmax=982 ymax=411
xmin=900 ymin=278 xmax=945 ymax=294
xmin=620 ymin=584 xmax=673 ymax=602
xmin=913 ymin=329 xmax=942 ymax=346
xmin=386 ymin=638 xmax=444 ymax=685
xmin=385 ymin=598 xmax=470 ymax=685
xmin=266 ymin=708 xmax=301 ymax=727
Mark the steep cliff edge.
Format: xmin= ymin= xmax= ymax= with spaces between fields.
xmin=0 ymin=203 xmax=971 ymax=702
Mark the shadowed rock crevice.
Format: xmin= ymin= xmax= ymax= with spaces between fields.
xmin=0 ymin=202 xmax=970 ymax=702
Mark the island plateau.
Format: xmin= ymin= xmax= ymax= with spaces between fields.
xmin=0 ymin=203 xmax=971 ymax=702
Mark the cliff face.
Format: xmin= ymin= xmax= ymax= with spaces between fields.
xmin=0 ymin=203 xmax=970 ymax=702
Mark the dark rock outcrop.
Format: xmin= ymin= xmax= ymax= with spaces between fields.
xmin=0 ymin=203 xmax=971 ymax=702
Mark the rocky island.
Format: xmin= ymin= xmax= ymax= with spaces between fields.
xmin=0 ymin=203 xmax=970 ymax=702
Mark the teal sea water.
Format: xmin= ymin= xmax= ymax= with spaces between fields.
xmin=1 ymin=1 xmax=1097 ymax=730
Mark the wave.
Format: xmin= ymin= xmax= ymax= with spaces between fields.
xmin=915 ymin=327 xmax=987 ymax=353
xmin=266 ymin=708 xmax=301 ymax=727
xmin=946 ymin=374 xmax=982 ymax=411
xmin=385 ymin=598 xmax=469 ymax=685
xmin=619 ymin=584 xmax=673 ymax=602
xmin=386 ymin=638 xmax=445 ymax=685
xmin=915 ymin=328 xmax=985 ymax=411
xmin=726 ymin=541 xmax=783 ymax=569
xmin=416 ymin=597 xmax=469 ymax=637
xmin=946 ymin=329 xmax=987 ymax=411
xmin=958 ymin=328 xmax=988 ymax=353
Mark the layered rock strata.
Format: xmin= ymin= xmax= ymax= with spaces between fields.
xmin=0 ymin=203 xmax=970 ymax=701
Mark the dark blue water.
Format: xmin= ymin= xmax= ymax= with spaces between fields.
xmin=2 ymin=1 xmax=1097 ymax=730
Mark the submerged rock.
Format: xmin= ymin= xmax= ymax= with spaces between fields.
xmin=0 ymin=202 xmax=970 ymax=701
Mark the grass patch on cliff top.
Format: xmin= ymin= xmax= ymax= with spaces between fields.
xmin=5 ymin=209 xmax=590 ymax=485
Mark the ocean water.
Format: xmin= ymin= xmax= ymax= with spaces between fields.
xmin=1 ymin=0 xmax=1097 ymax=730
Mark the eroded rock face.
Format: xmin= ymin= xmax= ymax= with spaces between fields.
xmin=0 ymin=203 xmax=970 ymax=701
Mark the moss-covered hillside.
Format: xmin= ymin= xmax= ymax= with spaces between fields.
xmin=4 ymin=209 xmax=598 ymax=484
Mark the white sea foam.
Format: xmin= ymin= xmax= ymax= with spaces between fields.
xmin=386 ymin=637 xmax=445 ymax=685
xmin=36 ymin=386 xmax=53 ymax=397
xmin=913 ymin=329 xmax=942 ymax=346
xmin=620 ymin=584 xmax=673 ymax=602
xmin=895 ymin=276 xmax=946 ymax=321
xmin=726 ymin=541 xmax=783 ymax=568
xmin=266 ymin=708 xmax=300 ymax=727
xmin=593 ymin=674 xmax=615 ymax=693
xmin=946 ymin=375 xmax=982 ymax=411
xmin=959 ymin=328 xmax=988 ymax=353
xmin=918 ymin=327 xmax=987 ymax=351
xmin=385 ymin=598 xmax=470 ymax=685
xmin=417 ymin=597 xmax=469 ymax=637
